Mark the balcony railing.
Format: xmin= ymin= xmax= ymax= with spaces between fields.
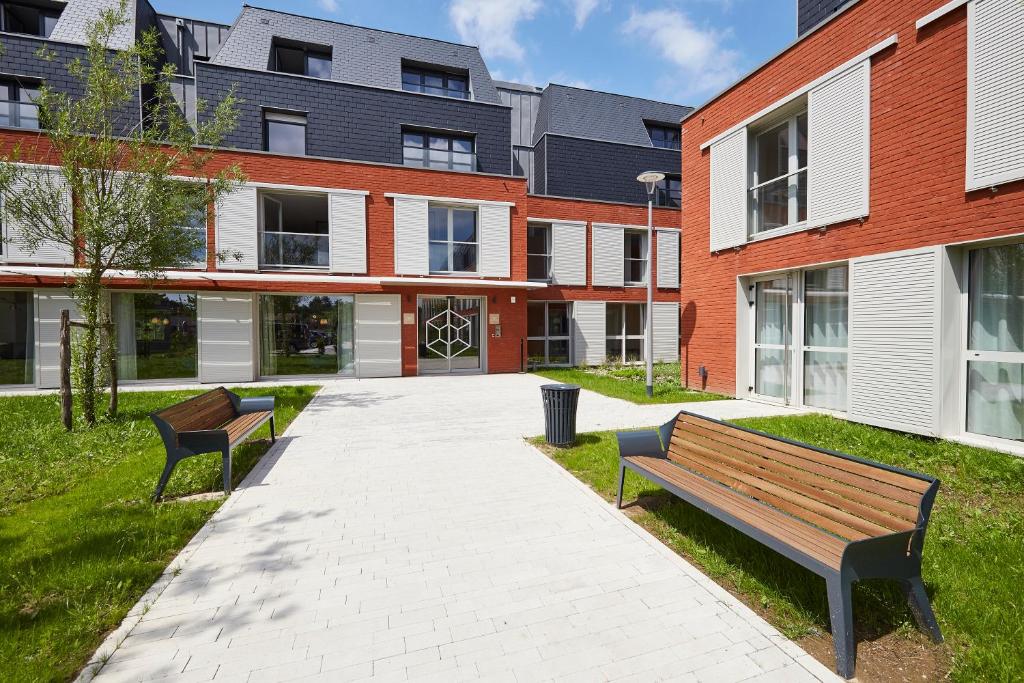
xmin=261 ymin=231 xmax=329 ymax=269
xmin=0 ymin=100 xmax=39 ymax=129
xmin=403 ymin=146 xmax=476 ymax=173
xmin=401 ymin=83 xmax=470 ymax=99
xmin=750 ymin=168 xmax=807 ymax=234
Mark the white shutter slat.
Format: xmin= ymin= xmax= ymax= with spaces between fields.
xmin=967 ymin=0 xmax=1024 ymax=190
xmin=393 ymin=197 xmax=429 ymax=275
xmin=551 ymin=221 xmax=586 ymax=286
xmin=215 ymin=185 xmax=258 ymax=271
xmin=848 ymin=248 xmax=939 ymax=436
xmin=709 ymin=128 xmax=748 ymax=252
xmin=656 ymin=230 xmax=680 ymax=289
xmin=478 ymin=204 xmax=510 ymax=278
xmin=572 ymin=300 xmax=606 ymax=366
xmin=652 ymin=302 xmax=679 ymax=363
xmin=591 ymin=225 xmax=623 ymax=287
xmin=807 ymin=60 xmax=870 ymax=228
xmin=35 ymin=289 xmax=80 ymax=388
xmin=329 ymin=193 xmax=366 ymax=274
xmin=2 ymin=169 xmax=73 ymax=264
xmin=198 ymin=293 xmax=254 ymax=382
xmin=355 ymin=294 xmax=402 ymax=378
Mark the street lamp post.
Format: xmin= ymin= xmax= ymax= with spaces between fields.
xmin=636 ymin=171 xmax=665 ymax=399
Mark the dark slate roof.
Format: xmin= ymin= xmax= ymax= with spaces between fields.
xmin=532 ymin=84 xmax=692 ymax=146
xmin=210 ymin=5 xmax=503 ymax=105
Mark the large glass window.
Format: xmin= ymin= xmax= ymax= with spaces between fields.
xmin=0 ymin=78 xmax=39 ymax=129
xmin=527 ymin=301 xmax=571 ymax=367
xmin=654 ymin=176 xmax=681 ymax=208
xmin=606 ymin=303 xmax=645 ymax=363
xmin=753 ymin=276 xmax=791 ymax=400
xmin=527 ymin=223 xmax=552 ymax=281
xmin=624 ymin=230 xmax=648 ymax=285
xmin=966 ymin=243 xmax=1024 ymax=440
xmin=264 ymin=111 xmax=307 ymax=155
xmin=803 ymin=266 xmax=848 ymax=411
xmin=0 ymin=290 xmax=33 ymax=385
xmin=750 ymin=111 xmax=807 ymax=234
xmin=260 ymin=191 xmax=329 ymax=269
xmin=272 ymin=42 xmax=332 ymax=78
xmin=646 ymin=124 xmax=680 ymax=150
xmin=111 ymin=292 xmax=197 ymax=381
xmin=403 ymin=131 xmax=475 ymax=172
xmin=259 ymin=295 xmax=354 ymax=377
xmin=428 ymin=205 xmax=478 ymax=274
xmin=0 ymin=3 xmax=61 ymax=37
xmin=401 ymin=66 xmax=469 ymax=99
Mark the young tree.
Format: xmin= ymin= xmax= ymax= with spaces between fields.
xmin=0 ymin=0 xmax=244 ymax=426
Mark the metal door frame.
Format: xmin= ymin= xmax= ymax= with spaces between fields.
xmin=416 ymin=295 xmax=486 ymax=375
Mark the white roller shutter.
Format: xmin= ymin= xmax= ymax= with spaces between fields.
xmin=2 ymin=169 xmax=73 ymax=264
xmin=478 ymin=204 xmax=510 ymax=278
xmin=652 ymin=302 xmax=680 ymax=362
xmin=215 ymin=185 xmax=258 ymax=271
xmin=592 ymin=225 xmax=623 ymax=287
xmin=966 ymin=0 xmax=1024 ymax=190
xmin=198 ymin=293 xmax=254 ymax=383
xmin=393 ymin=196 xmax=429 ymax=275
xmin=709 ymin=128 xmax=748 ymax=252
xmin=355 ymin=294 xmax=402 ymax=378
xmin=848 ymin=247 xmax=940 ymax=436
xmin=656 ymin=230 xmax=680 ymax=289
xmin=807 ymin=59 xmax=871 ymax=228
xmin=34 ymin=289 xmax=81 ymax=388
xmin=329 ymin=192 xmax=366 ymax=274
xmin=550 ymin=221 xmax=586 ymax=286
xmin=573 ymin=300 xmax=606 ymax=366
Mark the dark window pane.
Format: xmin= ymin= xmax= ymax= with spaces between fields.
xmin=403 ymin=132 xmax=424 ymax=147
xmin=115 ymin=292 xmax=198 ymax=380
xmin=452 ymin=244 xmax=477 ymax=272
xmin=275 ymin=46 xmax=305 ymax=74
xmin=527 ymin=303 xmax=546 ymax=337
xmin=797 ymin=113 xmax=808 ymax=169
xmin=548 ymin=339 xmax=570 ymax=364
xmin=606 ymin=304 xmax=622 ymax=336
xmin=428 ymin=207 xmax=448 ymax=241
xmin=756 ymin=121 xmax=789 ymax=181
xmin=625 ymin=339 xmax=644 ymax=363
xmin=452 ymin=209 xmax=476 ymax=242
xmin=306 ymin=52 xmax=331 ymax=78
xmin=452 ymin=138 xmax=473 ymax=153
xmin=402 ymin=71 xmax=421 ymax=86
xmin=527 ymin=225 xmax=549 ymax=254
xmin=0 ymin=291 xmax=34 ymax=384
xmin=527 ymin=255 xmax=549 ymax=280
xmin=625 ymin=305 xmax=645 ymax=335
xmin=548 ymin=304 xmax=570 ymax=336
xmin=527 ymin=339 xmax=546 ymax=365
xmin=606 ymin=339 xmax=622 ymax=362
xmin=265 ymin=120 xmax=306 ymax=155
xmin=429 ymin=243 xmax=449 ymax=272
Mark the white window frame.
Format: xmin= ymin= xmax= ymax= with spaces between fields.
xmin=526 ymin=222 xmax=552 ymax=282
xmin=623 ymin=229 xmax=648 ymax=287
xmin=606 ymin=302 xmax=646 ymax=365
xmin=749 ymin=109 xmax=808 ymax=238
xmin=527 ymin=301 xmax=573 ymax=367
xmin=428 ymin=204 xmax=479 ymax=275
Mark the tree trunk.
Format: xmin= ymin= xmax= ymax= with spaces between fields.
xmin=105 ymin=316 xmax=118 ymax=418
xmin=59 ymin=309 xmax=72 ymax=431
xmin=75 ymin=276 xmax=103 ymax=426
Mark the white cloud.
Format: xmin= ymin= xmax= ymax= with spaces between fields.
xmin=621 ymin=8 xmax=741 ymax=98
xmin=317 ymin=0 xmax=339 ymax=12
xmin=449 ymin=0 xmax=541 ymax=62
xmin=567 ymin=0 xmax=600 ymax=29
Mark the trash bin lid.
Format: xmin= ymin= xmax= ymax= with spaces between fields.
xmin=541 ymin=383 xmax=581 ymax=391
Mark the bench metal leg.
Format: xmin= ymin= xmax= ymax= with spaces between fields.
xmin=903 ymin=577 xmax=943 ymax=643
xmin=152 ymin=457 xmax=178 ymax=502
xmin=222 ymin=449 xmax=232 ymax=496
xmin=270 ymin=416 xmax=276 ymax=443
xmin=616 ymin=462 xmax=626 ymax=509
xmin=826 ymin=574 xmax=855 ymax=679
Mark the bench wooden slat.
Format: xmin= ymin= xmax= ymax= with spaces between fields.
xmin=628 ymin=455 xmax=847 ymax=569
xmin=671 ymin=423 xmax=921 ymax=522
xmin=667 ymin=437 xmax=918 ymax=534
xmin=224 ymin=411 xmax=272 ymax=443
xmin=157 ymin=387 xmax=236 ymax=434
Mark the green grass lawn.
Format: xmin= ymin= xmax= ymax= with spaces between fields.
xmin=532 ymin=362 xmax=727 ymax=404
xmin=532 ymin=413 xmax=1024 ymax=682
xmin=0 ymin=386 xmax=317 ymax=682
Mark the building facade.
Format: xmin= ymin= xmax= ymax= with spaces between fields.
xmin=680 ymin=0 xmax=1024 ymax=454
xmin=0 ymin=0 xmax=688 ymax=388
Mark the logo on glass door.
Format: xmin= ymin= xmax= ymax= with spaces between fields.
xmin=425 ymin=307 xmax=472 ymax=360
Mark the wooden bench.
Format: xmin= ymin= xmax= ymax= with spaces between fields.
xmin=150 ymin=387 xmax=275 ymax=502
xmin=616 ymin=410 xmax=942 ymax=679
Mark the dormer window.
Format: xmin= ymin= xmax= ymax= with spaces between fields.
xmin=272 ymin=39 xmax=331 ymax=79
xmin=646 ymin=123 xmax=680 ymax=150
xmin=0 ymin=2 xmax=62 ymax=38
xmin=401 ymin=63 xmax=469 ymax=100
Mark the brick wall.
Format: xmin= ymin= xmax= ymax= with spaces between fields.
xmin=680 ymin=0 xmax=1024 ymax=395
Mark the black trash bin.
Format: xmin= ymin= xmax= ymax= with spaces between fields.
xmin=541 ymin=383 xmax=581 ymax=446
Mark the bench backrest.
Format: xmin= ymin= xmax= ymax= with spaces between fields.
xmin=154 ymin=387 xmax=238 ymax=434
xmin=667 ymin=412 xmax=937 ymax=543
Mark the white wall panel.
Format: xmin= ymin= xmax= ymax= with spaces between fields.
xmin=329 ymin=193 xmax=367 ymax=274
xmin=709 ymin=128 xmax=748 ymax=252
xmin=550 ymin=221 xmax=586 ymax=286
xmin=573 ymin=300 xmax=606 ymax=366
xmin=656 ymin=230 xmax=680 ymax=289
xmin=198 ymin=293 xmax=254 ymax=383
xmin=34 ymin=289 xmax=80 ymax=388
xmin=591 ymin=225 xmax=623 ymax=287
xmin=355 ymin=294 xmax=402 ymax=378
xmin=652 ymin=302 xmax=680 ymax=362
xmin=478 ymin=204 xmax=510 ymax=278
xmin=2 ymin=169 xmax=73 ymax=264
xmin=393 ymin=196 xmax=429 ymax=275
xmin=215 ymin=185 xmax=258 ymax=271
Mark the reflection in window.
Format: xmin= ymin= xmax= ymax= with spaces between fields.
xmin=403 ymin=131 xmax=474 ymax=172
xmin=260 ymin=191 xmax=329 ymax=269
xmin=646 ymin=124 xmax=680 ymax=150
xmin=527 ymin=223 xmax=551 ymax=281
xmin=111 ymin=292 xmax=198 ymax=380
xmin=272 ymin=41 xmax=332 ymax=78
xmin=259 ymin=295 xmax=354 ymax=377
xmin=0 ymin=290 xmax=33 ymax=385
xmin=624 ymin=230 xmax=647 ymax=285
xmin=802 ymin=266 xmax=848 ymax=411
xmin=428 ymin=205 xmax=478 ymax=273
xmin=527 ymin=301 xmax=571 ymax=367
xmin=606 ymin=302 xmax=645 ymax=363
xmin=0 ymin=78 xmax=39 ymax=129
xmin=750 ymin=110 xmax=807 ymax=234
xmin=654 ymin=176 xmax=681 ymax=208
xmin=401 ymin=66 xmax=469 ymax=99
xmin=264 ymin=110 xmax=307 ymax=155
xmin=0 ymin=2 xmax=61 ymax=37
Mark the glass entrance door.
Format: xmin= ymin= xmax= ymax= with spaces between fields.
xmin=752 ymin=274 xmax=793 ymax=402
xmin=417 ymin=296 xmax=483 ymax=374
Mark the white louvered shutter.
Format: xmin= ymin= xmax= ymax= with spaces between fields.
xmin=848 ymin=248 xmax=940 ymax=436
xmin=652 ymin=302 xmax=680 ymax=362
xmin=329 ymin=193 xmax=366 ymax=274
xmin=709 ymin=128 xmax=748 ymax=252
xmin=478 ymin=204 xmax=510 ymax=278
xmin=393 ymin=196 xmax=429 ymax=275
xmin=215 ymin=185 xmax=258 ymax=271
xmin=34 ymin=289 xmax=81 ymax=388
xmin=2 ymin=169 xmax=73 ymax=264
xmin=966 ymin=0 xmax=1024 ymax=190
xmin=591 ymin=225 xmax=623 ymax=287
xmin=354 ymin=294 xmax=402 ymax=378
xmin=656 ymin=230 xmax=680 ymax=289
xmin=198 ymin=293 xmax=255 ymax=382
xmin=807 ymin=59 xmax=871 ymax=228
xmin=550 ymin=221 xmax=586 ymax=286
xmin=572 ymin=300 xmax=606 ymax=366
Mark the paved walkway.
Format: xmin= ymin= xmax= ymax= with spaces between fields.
xmin=82 ymin=374 xmax=833 ymax=683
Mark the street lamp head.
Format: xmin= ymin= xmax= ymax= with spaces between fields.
xmin=636 ymin=171 xmax=666 ymax=196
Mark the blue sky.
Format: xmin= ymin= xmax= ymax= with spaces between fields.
xmin=153 ymin=0 xmax=798 ymax=107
